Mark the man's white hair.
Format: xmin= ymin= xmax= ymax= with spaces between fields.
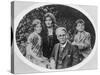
xmin=55 ymin=27 xmax=67 ymax=35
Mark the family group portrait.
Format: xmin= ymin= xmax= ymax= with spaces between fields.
xmin=16 ymin=4 xmax=96 ymax=69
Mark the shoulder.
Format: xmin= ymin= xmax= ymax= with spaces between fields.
xmin=67 ymin=41 xmax=76 ymax=50
xmin=84 ymin=31 xmax=90 ymax=37
xmin=67 ymin=41 xmax=72 ymax=47
xmin=54 ymin=43 xmax=60 ymax=47
xmin=28 ymin=32 xmax=35 ymax=37
xmin=28 ymin=32 xmax=39 ymax=41
xmin=54 ymin=24 xmax=58 ymax=29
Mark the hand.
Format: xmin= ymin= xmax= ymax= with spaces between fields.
xmin=72 ymin=42 xmax=77 ymax=45
xmin=78 ymin=45 xmax=84 ymax=49
xmin=49 ymin=58 xmax=56 ymax=69
xmin=42 ymin=57 xmax=48 ymax=60
xmin=35 ymin=57 xmax=44 ymax=62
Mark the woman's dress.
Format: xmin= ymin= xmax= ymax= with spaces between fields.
xmin=26 ymin=32 xmax=49 ymax=68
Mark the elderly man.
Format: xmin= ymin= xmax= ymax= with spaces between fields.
xmin=50 ymin=27 xmax=79 ymax=69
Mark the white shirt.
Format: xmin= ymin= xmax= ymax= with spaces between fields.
xmin=60 ymin=41 xmax=68 ymax=51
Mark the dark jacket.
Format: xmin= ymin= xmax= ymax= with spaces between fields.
xmin=51 ymin=41 xmax=80 ymax=69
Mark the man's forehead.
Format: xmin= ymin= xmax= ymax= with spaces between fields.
xmin=56 ymin=27 xmax=67 ymax=35
xmin=57 ymin=31 xmax=66 ymax=35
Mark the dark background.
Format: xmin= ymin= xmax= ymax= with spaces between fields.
xmin=16 ymin=4 xmax=96 ymax=56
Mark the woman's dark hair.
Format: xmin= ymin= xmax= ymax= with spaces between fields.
xmin=44 ymin=12 xmax=56 ymax=25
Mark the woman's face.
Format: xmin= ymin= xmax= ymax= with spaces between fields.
xmin=76 ymin=23 xmax=85 ymax=32
xmin=34 ymin=22 xmax=42 ymax=33
xmin=45 ymin=17 xmax=53 ymax=27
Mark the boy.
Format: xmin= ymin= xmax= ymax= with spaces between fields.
xmin=72 ymin=19 xmax=91 ymax=61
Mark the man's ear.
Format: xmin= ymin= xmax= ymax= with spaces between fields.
xmin=66 ymin=33 xmax=69 ymax=39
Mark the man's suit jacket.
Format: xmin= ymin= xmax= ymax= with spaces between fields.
xmin=51 ymin=41 xmax=79 ymax=69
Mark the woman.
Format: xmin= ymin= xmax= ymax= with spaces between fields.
xmin=42 ymin=12 xmax=58 ymax=59
xmin=26 ymin=19 xmax=49 ymax=68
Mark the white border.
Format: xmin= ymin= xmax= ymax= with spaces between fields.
xmin=14 ymin=2 xmax=97 ymax=72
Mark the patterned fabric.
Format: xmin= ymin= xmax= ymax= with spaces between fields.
xmin=26 ymin=32 xmax=42 ymax=56
xmin=74 ymin=31 xmax=91 ymax=48
xmin=73 ymin=31 xmax=91 ymax=61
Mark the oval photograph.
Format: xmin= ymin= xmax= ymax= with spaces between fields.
xmin=15 ymin=4 xmax=96 ymax=70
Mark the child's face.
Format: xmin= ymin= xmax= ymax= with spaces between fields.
xmin=76 ymin=23 xmax=84 ymax=32
xmin=34 ymin=22 xmax=42 ymax=33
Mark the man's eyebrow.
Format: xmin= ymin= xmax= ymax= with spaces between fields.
xmin=62 ymin=29 xmax=67 ymax=33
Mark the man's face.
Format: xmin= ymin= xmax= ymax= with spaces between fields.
xmin=56 ymin=31 xmax=67 ymax=44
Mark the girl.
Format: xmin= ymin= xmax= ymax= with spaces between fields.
xmin=26 ymin=19 xmax=49 ymax=68
xmin=42 ymin=12 xmax=58 ymax=59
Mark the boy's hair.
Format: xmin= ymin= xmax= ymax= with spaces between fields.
xmin=75 ymin=19 xmax=85 ymax=25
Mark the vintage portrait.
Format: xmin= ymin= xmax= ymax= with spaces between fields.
xmin=15 ymin=4 xmax=96 ymax=69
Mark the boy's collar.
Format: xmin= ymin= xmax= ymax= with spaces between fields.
xmin=60 ymin=41 xmax=68 ymax=48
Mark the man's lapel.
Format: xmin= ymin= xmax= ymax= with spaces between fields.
xmin=55 ymin=43 xmax=60 ymax=62
xmin=55 ymin=42 xmax=71 ymax=62
xmin=62 ymin=42 xmax=70 ymax=60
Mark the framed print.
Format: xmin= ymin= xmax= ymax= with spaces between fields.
xmin=11 ymin=1 xmax=98 ymax=74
